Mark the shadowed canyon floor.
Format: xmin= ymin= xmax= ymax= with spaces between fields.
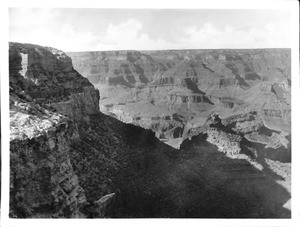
xmin=9 ymin=42 xmax=291 ymax=218
xmin=72 ymin=113 xmax=291 ymax=218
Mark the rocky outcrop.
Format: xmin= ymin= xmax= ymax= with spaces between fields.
xmin=109 ymin=108 xmax=184 ymax=140
xmin=184 ymin=111 xmax=290 ymax=161
xmin=206 ymin=128 xmax=241 ymax=156
xmin=10 ymin=43 xmax=92 ymax=104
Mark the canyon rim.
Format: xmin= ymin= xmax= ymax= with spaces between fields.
xmin=7 ymin=8 xmax=292 ymax=219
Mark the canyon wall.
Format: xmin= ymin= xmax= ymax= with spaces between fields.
xmin=68 ymin=48 xmax=291 ymax=141
xmin=68 ymin=49 xmax=291 ymax=89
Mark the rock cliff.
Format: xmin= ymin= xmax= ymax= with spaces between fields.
xmin=9 ymin=42 xmax=99 ymax=217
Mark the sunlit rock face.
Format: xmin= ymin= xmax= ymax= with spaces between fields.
xmin=10 ymin=43 xmax=291 ymax=218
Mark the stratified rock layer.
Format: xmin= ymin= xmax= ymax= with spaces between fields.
xmin=68 ymin=49 xmax=291 ymax=141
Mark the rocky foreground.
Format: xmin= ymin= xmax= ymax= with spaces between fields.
xmin=9 ymin=42 xmax=291 ymax=218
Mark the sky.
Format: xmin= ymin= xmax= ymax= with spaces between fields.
xmin=9 ymin=8 xmax=292 ymax=52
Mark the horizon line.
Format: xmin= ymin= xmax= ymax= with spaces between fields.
xmin=9 ymin=41 xmax=292 ymax=53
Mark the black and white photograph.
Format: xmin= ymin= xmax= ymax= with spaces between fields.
xmin=0 ymin=0 xmax=299 ymax=225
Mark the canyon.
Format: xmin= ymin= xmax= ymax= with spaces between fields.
xmin=68 ymin=49 xmax=291 ymax=143
xmin=9 ymin=42 xmax=291 ymax=218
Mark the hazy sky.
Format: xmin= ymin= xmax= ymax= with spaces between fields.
xmin=9 ymin=8 xmax=292 ymax=51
